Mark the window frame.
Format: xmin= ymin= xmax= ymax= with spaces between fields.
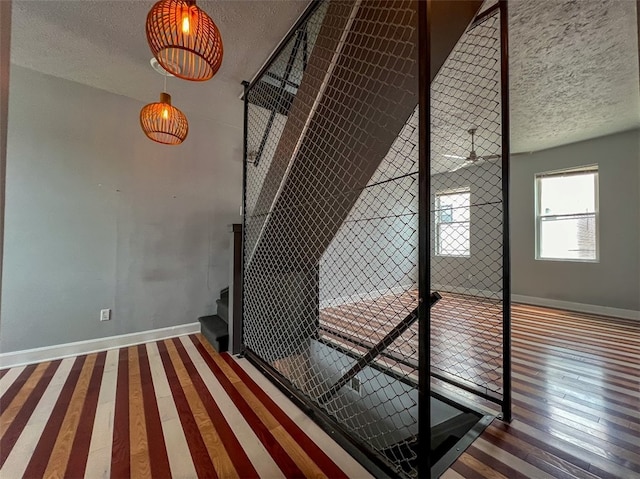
xmin=435 ymin=187 xmax=471 ymax=258
xmin=534 ymin=165 xmax=600 ymax=263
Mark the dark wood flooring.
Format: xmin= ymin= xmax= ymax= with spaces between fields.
xmin=321 ymin=292 xmax=640 ymax=478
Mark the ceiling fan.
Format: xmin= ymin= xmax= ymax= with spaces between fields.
xmin=444 ymin=128 xmax=501 ymax=172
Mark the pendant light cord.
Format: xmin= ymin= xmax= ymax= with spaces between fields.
xmin=163 ymin=74 xmax=167 ymax=93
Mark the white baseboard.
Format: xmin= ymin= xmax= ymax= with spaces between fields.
xmin=0 ymin=322 xmax=200 ymax=369
xmin=319 ymin=283 xmax=416 ymax=309
xmin=512 ymin=295 xmax=640 ymax=321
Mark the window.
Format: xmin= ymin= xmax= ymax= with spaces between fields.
xmin=535 ymin=166 xmax=599 ymax=261
xmin=435 ymin=189 xmax=470 ymax=256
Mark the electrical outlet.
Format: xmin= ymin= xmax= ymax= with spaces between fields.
xmin=100 ymin=309 xmax=111 ymax=321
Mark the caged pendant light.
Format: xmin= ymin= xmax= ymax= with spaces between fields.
xmin=146 ymin=0 xmax=223 ymax=82
xmin=140 ymin=90 xmax=189 ymax=145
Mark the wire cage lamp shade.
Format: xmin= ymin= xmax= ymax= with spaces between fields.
xmin=146 ymin=0 xmax=223 ymax=81
xmin=140 ymin=92 xmax=189 ymax=145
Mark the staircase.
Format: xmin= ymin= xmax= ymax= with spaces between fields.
xmin=198 ymin=287 xmax=229 ymax=353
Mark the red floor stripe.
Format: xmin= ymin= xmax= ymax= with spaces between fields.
xmin=191 ymin=336 xmax=305 ymax=478
xmin=64 ymin=351 xmax=107 ymax=478
xmin=172 ymin=338 xmax=259 ymax=478
xmin=136 ymin=344 xmax=171 ymax=478
xmin=0 ymin=364 xmax=37 ymax=409
xmin=221 ymin=352 xmax=349 ymax=479
xmin=156 ymin=340 xmax=217 ymax=479
xmin=110 ymin=348 xmax=130 ymax=479
xmin=0 ymin=360 xmax=61 ymax=468
xmin=22 ymin=355 xmax=86 ymax=478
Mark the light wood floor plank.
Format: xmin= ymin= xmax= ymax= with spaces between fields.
xmin=84 ymin=349 xmax=119 ymax=479
xmin=128 ymin=346 xmax=151 ymax=479
xmin=146 ymin=341 xmax=197 ymax=479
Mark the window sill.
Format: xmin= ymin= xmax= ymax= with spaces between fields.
xmin=535 ymin=257 xmax=599 ymax=264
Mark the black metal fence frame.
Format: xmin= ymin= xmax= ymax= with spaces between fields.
xmin=239 ymin=1 xmax=511 ymax=475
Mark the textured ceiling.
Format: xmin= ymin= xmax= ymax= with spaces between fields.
xmin=9 ymin=0 xmax=640 ymax=153
xmin=509 ymin=0 xmax=639 ymax=152
xmin=10 ymin=0 xmax=311 ymax=129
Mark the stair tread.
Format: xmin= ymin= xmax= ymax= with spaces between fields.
xmin=198 ymin=315 xmax=228 ymax=336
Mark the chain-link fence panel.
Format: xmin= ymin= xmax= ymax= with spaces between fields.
xmin=242 ymin=1 xmax=507 ymax=476
xmin=430 ymin=10 xmax=504 ymax=400
xmin=317 ymin=106 xmax=420 ymax=476
xmin=243 ymin=0 xmax=421 ymax=476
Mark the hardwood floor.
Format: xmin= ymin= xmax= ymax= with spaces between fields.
xmin=322 ymin=292 xmax=640 ymax=478
xmin=446 ymin=303 xmax=640 ymax=479
xmin=1 ymin=299 xmax=638 ymax=478
xmin=0 ymin=334 xmax=370 ymax=478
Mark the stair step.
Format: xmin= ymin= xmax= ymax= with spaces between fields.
xmin=220 ymin=287 xmax=229 ymax=302
xmin=198 ymin=315 xmax=229 ymax=353
xmin=216 ymin=300 xmax=228 ymax=324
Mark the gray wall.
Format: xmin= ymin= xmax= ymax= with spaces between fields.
xmin=319 ymin=109 xmax=419 ymax=305
xmin=319 ymin=175 xmax=418 ymax=305
xmin=0 ymin=0 xmax=11 ymax=325
xmin=431 ymin=161 xmax=503 ymax=296
xmin=1 ymin=66 xmax=242 ymax=353
xmin=511 ymin=129 xmax=640 ymax=311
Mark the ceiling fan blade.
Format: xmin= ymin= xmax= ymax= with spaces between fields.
xmin=443 ymin=154 xmax=467 ymax=160
xmin=479 ymin=154 xmax=501 ymax=161
xmin=450 ymin=161 xmax=472 ymax=172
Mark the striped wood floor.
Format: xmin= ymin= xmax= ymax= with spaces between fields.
xmin=0 ymin=334 xmax=371 ymax=479
xmin=2 ymin=301 xmax=639 ymax=478
xmin=321 ymin=293 xmax=640 ymax=478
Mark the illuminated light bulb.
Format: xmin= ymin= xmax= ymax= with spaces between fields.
xmin=162 ymin=107 xmax=169 ymax=120
xmin=181 ymin=13 xmax=190 ymax=34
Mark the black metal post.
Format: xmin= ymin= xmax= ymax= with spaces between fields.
xmin=230 ymin=224 xmax=243 ymax=355
xmin=239 ymin=80 xmax=250 ymax=356
xmin=499 ymin=0 xmax=512 ymax=423
xmin=418 ymin=0 xmax=432 ymax=476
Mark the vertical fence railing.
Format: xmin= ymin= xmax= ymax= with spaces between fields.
xmin=417 ymin=0 xmax=431 ymax=475
xmin=499 ymin=0 xmax=512 ymax=423
xmin=240 ymin=1 xmax=510 ymax=476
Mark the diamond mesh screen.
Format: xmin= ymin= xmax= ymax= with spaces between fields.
xmin=430 ymin=11 xmax=504 ymax=400
xmin=242 ymin=1 xmax=506 ymax=476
